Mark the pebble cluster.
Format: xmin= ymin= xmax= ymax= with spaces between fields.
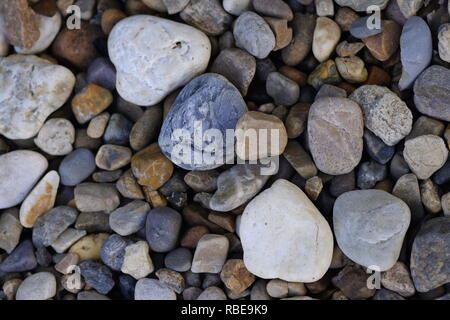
xmin=0 ymin=0 xmax=449 ymax=301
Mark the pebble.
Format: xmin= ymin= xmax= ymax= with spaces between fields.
xmin=34 ymin=118 xmax=75 ymax=156
xmin=266 ymin=72 xmax=300 ymax=106
xmin=146 ymin=206 xmax=182 ymax=253
xmin=86 ymin=58 xmax=116 ymax=92
xmin=101 ymin=8 xmax=126 ymax=34
xmin=121 ymin=241 xmax=154 ymax=280
xmin=285 ymin=103 xmax=309 ymax=139
xmin=69 ymin=233 xmax=110 ymax=261
xmin=233 ymin=11 xmax=275 ymax=59
xmin=129 ymin=106 xmax=163 ymax=151
xmin=159 ymin=74 xmax=247 ymax=170
xmin=0 ymin=150 xmax=48 ymax=209
xmin=407 ymin=116 xmax=445 ymax=141
xmin=305 ymin=176 xmax=323 ymax=201
xmin=392 ymin=174 xmax=424 ymax=223
xmin=162 ymin=0 xmax=190 ymax=14
xmin=197 ymin=286 xmax=227 ymax=300
xmin=0 ymin=209 xmax=22 ymax=253
xmin=0 ymin=55 xmax=75 ymax=140
xmin=438 ymin=24 xmax=450 ymax=63
xmin=350 ymin=17 xmax=383 ymax=39
xmin=100 ymin=234 xmax=133 ymax=271
xmin=223 ymin=0 xmax=251 ymax=16
xmin=403 ymin=135 xmax=449 ymax=180
xmin=397 ymin=0 xmax=424 ymax=19
xmin=307 ymin=60 xmax=341 ymax=90
xmin=79 ymin=260 xmax=115 ymax=294
xmin=240 ymin=179 xmax=333 ymax=282
xmin=109 ymin=200 xmax=149 ymax=236
xmin=77 ymin=291 xmax=110 ymax=300
xmin=335 ymin=56 xmax=368 ymax=83
xmin=315 ymin=0 xmax=334 ymax=16
xmin=164 ymin=248 xmax=192 ymax=272
xmin=55 ymin=253 xmax=79 ymax=274
xmin=264 ymin=17 xmax=293 ymax=51
xmin=51 ymin=228 xmax=87 ymax=254
xmin=180 ymin=225 xmax=210 ymax=249
xmin=116 ymin=169 xmax=145 ymax=200
xmin=364 ymin=130 xmax=395 ymax=165
xmin=71 ymin=84 xmax=113 ymax=125
xmin=108 ymin=15 xmax=211 ymax=106
xmin=334 ymin=0 xmax=389 ymax=12
xmin=93 ymin=170 xmax=123 ymax=183
xmin=253 ymin=0 xmax=293 ymax=20
xmin=118 ymin=274 xmax=136 ymax=300
xmin=3 ymin=279 xmax=22 ymax=300
xmin=399 ymin=17 xmax=432 ymax=90
xmin=183 ymin=287 xmax=202 ymax=300
xmin=329 ymin=171 xmax=355 ymax=198
xmin=381 ymin=261 xmax=415 ymax=297
xmin=266 ymin=279 xmax=288 ymax=298
xmin=75 ymin=212 xmax=111 ymax=233
xmin=95 ymin=144 xmax=132 ymax=171
xmin=357 ymin=161 xmax=388 ymax=189
xmin=420 ymin=179 xmax=442 ymax=214
xmin=191 ymin=234 xmax=229 ymax=273
xmin=283 ymin=140 xmax=317 ymax=179
xmin=308 ymin=97 xmax=363 ymax=175
xmin=410 ymin=217 xmax=450 ymax=292
xmin=15 ymin=272 xmax=56 ymax=300
xmin=442 ymin=193 xmax=450 ymax=216
xmin=86 ymin=113 xmax=110 ymax=139
xmin=336 ymin=41 xmax=365 ymax=58
xmin=334 ymin=190 xmax=410 ymax=271
xmin=363 ymin=20 xmax=400 ymax=62
xmin=312 ymin=17 xmax=341 ymax=63
xmin=220 ymin=259 xmax=255 ymax=294
xmin=282 ymin=14 xmax=315 ymax=66
xmin=19 ymin=170 xmax=60 ymax=228
xmin=32 ymin=206 xmax=78 ymax=248
xmin=156 ymin=268 xmax=185 ymax=293
xmin=414 ymin=65 xmax=450 ymax=122
xmin=184 ymin=170 xmax=218 ymax=193
xmin=335 ymin=7 xmax=358 ymax=31
xmin=332 ymin=265 xmax=375 ymax=300
xmin=350 ymin=85 xmax=413 ymax=146
xmin=0 ymin=240 xmax=37 ymax=272
xmin=74 ymin=183 xmax=120 ymax=213
xmin=135 ymin=278 xmax=176 ymax=300
xmin=103 ymin=113 xmax=133 ymax=146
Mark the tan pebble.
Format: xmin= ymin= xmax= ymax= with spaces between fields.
xmin=69 ymin=233 xmax=110 ymax=261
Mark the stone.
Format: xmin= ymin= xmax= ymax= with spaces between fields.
xmin=86 ymin=57 xmax=116 ymax=91
xmin=74 ymin=129 xmax=102 ymax=150
xmin=109 ymin=15 xmax=211 ymax=106
xmin=283 ymin=141 xmax=317 ymax=179
xmin=392 ymin=174 xmax=424 ymax=223
xmin=116 ymin=170 xmax=144 ymax=200
xmin=285 ymin=103 xmax=309 ymax=139
xmin=208 ymin=212 xmax=235 ymax=232
xmin=162 ymin=0 xmax=190 ymax=14
xmin=397 ymin=0 xmax=424 ymax=19
xmin=191 ymin=234 xmax=229 ymax=273
xmin=129 ymin=106 xmax=163 ymax=151
xmin=0 ymin=240 xmax=37 ymax=272
xmin=101 ymin=8 xmax=127 ymax=34
xmin=399 ymin=17 xmax=432 ymax=90
xmin=121 ymin=241 xmax=154 ymax=280
xmin=312 ymin=17 xmax=341 ymax=63
xmin=164 ymin=248 xmax=192 ymax=272
xmin=74 ymin=183 xmax=120 ymax=213
xmin=407 ymin=116 xmax=445 ymax=141
xmin=307 ymin=60 xmax=341 ymax=90
xmin=0 ymin=150 xmax=48 ymax=209
xmin=34 ymin=118 xmax=75 ymax=156
xmin=77 ymin=291 xmax=110 ymax=300
xmin=305 ymin=176 xmax=323 ymax=201
xmin=349 ymin=85 xmax=413 ymax=146
xmin=264 ymin=17 xmax=292 ymax=51
xmin=330 ymin=172 xmax=355 ymax=198
xmin=180 ymin=225 xmax=210 ymax=249
xmin=197 ymin=286 xmax=227 ymax=300
xmin=266 ymin=72 xmax=300 ymax=106
xmin=103 ymin=113 xmax=133 ymax=146
xmin=100 ymin=234 xmax=132 ymax=271
xmin=332 ymin=265 xmax=375 ymax=300
xmin=282 ymin=14 xmax=315 ymax=66
xmin=315 ymin=0 xmax=334 ymax=16
xmin=223 ymin=0 xmax=251 ymax=15
xmin=159 ymin=74 xmax=247 ymax=170
xmin=403 ymin=135 xmax=449 ymax=180
xmin=266 ymin=279 xmax=288 ymax=298
xmin=414 ymin=65 xmax=450 ymax=122
xmin=109 ymin=200 xmax=149 ymax=236
xmin=55 ymin=253 xmax=79 ymax=274
xmin=144 ymin=189 xmax=167 ymax=207
xmin=118 ymin=274 xmax=136 ymax=300
xmin=364 ymin=130 xmax=395 ymax=165
xmin=95 ymin=145 xmax=132 ymax=171
xmin=183 ymin=287 xmax=202 ymax=300
xmin=15 ymin=272 xmax=56 ymax=300
xmin=334 ymin=0 xmax=389 ymax=12
xmin=155 ymin=268 xmax=185 ymax=293
xmin=233 ymin=11 xmax=275 ymax=59
xmin=335 ymin=56 xmax=368 ymax=83
xmin=357 ymin=161 xmax=387 ymax=189
xmin=335 ymin=7 xmax=358 ymax=32
xmin=69 ymin=233 xmax=109 ymax=261
xmin=135 ymin=278 xmax=176 ymax=300
xmin=59 ymin=149 xmax=96 ymax=187
xmin=349 ymin=17 xmax=383 ymax=39
xmin=35 ymin=247 xmax=53 ymax=268
xmin=3 ymin=279 xmax=22 ymax=300
xmin=184 ymin=171 xmax=218 ymax=193
xmin=71 ymin=84 xmax=113 ymax=125
xmin=75 ymin=212 xmax=111 ymax=233
xmin=146 ymin=206 xmax=182 ymax=253
xmin=253 ymin=0 xmax=293 ymax=20
xmin=336 ymin=41 xmax=365 ymax=58
xmin=334 ymin=190 xmax=410 ymax=271
xmin=210 ymin=48 xmax=256 ymax=96
xmin=51 ymin=228 xmax=87 ymax=253
xmin=0 ymin=55 xmax=75 ymax=140
xmin=420 ymin=179 xmax=442 ymax=214
xmin=363 ymin=20 xmax=400 ymax=62
xmin=410 ymin=217 xmax=450 ymax=292
xmin=0 ymin=32 xmax=7 ymax=57
xmin=438 ymin=24 xmax=450 ymax=63
xmin=240 ymin=179 xmax=333 ymax=282
xmin=0 ymin=209 xmax=22 ymax=253
xmin=308 ymin=97 xmax=364 ymax=175
xmin=220 ymin=259 xmax=255 ymax=294
xmin=93 ymin=170 xmax=122 ymax=183
xmin=142 ymin=0 xmax=166 ymax=12
xmin=79 ymin=260 xmax=115 ymax=294
xmin=365 ymin=66 xmax=391 ymax=86
xmin=381 ymin=262 xmax=415 ymax=297
xmin=32 ymin=206 xmax=77 ymax=248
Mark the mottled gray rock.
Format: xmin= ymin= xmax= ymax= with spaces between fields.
xmin=75 ymin=212 xmax=111 ymax=233
xmin=335 ymin=0 xmax=389 ymax=12
xmin=0 ymin=209 xmax=22 ymax=253
xmin=100 ymin=234 xmax=133 ymax=271
xmin=381 ymin=261 xmax=416 ymax=297
xmin=315 ymin=84 xmax=347 ymax=101
xmin=74 ymin=183 xmax=120 ymax=213
xmin=197 ymin=286 xmax=227 ymax=300
xmin=438 ymin=23 xmax=450 ymax=63
xmin=79 ymin=260 xmax=115 ymax=294
xmin=252 ymin=0 xmax=293 ymax=20
xmin=59 ymin=148 xmax=96 ymax=187
xmin=135 ymin=278 xmax=176 ymax=300
xmin=109 ymin=200 xmax=149 ymax=236
xmin=165 ymin=248 xmax=192 ymax=272
xmin=158 ymin=73 xmax=247 ymax=170
xmin=0 ymin=240 xmax=37 ymax=272
xmin=334 ymin=190 xmax=411 ymax=271
xmin=357 ymin=161 xmax=388 ymax=189
xmin=103 ymin=113 xmax=132 ymax=146
xmin=364 ymin=130 xmax=395 ymax=165
xmin=51 ymin=228 xmax=87 ymax=254
xmin=16 ymin=272 xmax=56 ymax=300
xmin=266 ymin=72 xmax=300 ymax=106
xmin=350 ymin=17 xmax=384 ymax=39
xmin=392 ymin=174 xmax=424 ymax=223
xmin=34 ymin=118 xmax=75 ymax=156
xmin=146 ymin=207 xmax=182 ymax=253
xmin=129 ymin=106 xmax=163 ymax=151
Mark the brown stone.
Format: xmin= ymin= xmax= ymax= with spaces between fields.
xmin=116 ymin=169 xmax=145 ymax=200
xmin=95 ymin=144 xmax=132 ymax=171
xmin=180 ymin=225 xmax=210 ymax=249
xmin=278 ymin=66 xmax=308 ymax=87
xmin=220 ymin=259 xmax=256 ymax=294
xmin=363 ymin=20 xmax=401 ymax=62
xmin=208 ymin=212 xmax=235 ymax=233
xmin=332 ymin=265 xmax=376 ymax=300
xmin=281 ymin=13 xmax=315 ymax=66
xmin=52 ymin=21 xmax=103 ymax=69
xmin=101 ymin=8 xmax=127 ymax=35
xmin=335 ymin=7 xmax=359 ymax=32
xmin=284 ymin=103 xmax=309 ymax=139
xmin=365 ymin=65 xmax=392 ymax=86
xmin=131 ymin=143 xmax=174 ymax=190
xmin=143 ymin=189 xmax=167 ymax=207
xmin=337 ymin=82 xmax=357 ymax=95
xmin=305 ymin=176 xmax=323 ymax=201
xmin=283 ymin=140 xmax=317 ymax=179
xmin=32 ymin=0 xmax=58 ymax=17
xmin=307 ymin=60 xmax=341 ymax=90
xmin=182 ymin=204 xmax=224 ymax=234
xmin=335 ymin=56 xmax=368 ymax=83
xmin=184 ymin=170 xmax=219 ymax=193
xmin=420 ymin=179 xmax=442 ymax=214
xmin=264 ymin=17 xmax=292 ymax=51
xmin=72 ymin=84 xmax=113 ymax=124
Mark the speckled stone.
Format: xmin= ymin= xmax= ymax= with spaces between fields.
xmin=100 ymin=234 xmax=133 ymax=271
xmin=79 ymin=260 xmax=115 ymax=294
xmin=135 ymin=278 xmax=176 ymax=300
xmin=16 ymin=272 xmax=56 ymax=300
xmin=146 ymin=206 xmax=182 ymax=253
xmin=59 ymin=148 xmax=96 ymax=187
xmin=109 ymin=200 xmax=149 ymax=236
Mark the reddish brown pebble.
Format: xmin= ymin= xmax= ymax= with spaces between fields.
xmin=101 ymin=8 xmax=127 ymax=35
xmin=208 ymin=212 xmax=235 ymax=233
xmin=363 ymin=20 xmax=401 ymax=62
xmin=180 ymin=225 xmax=210 ymax=249
xmin=278 ymin=66 xmax=308 ymax=87
xmin=365 ymin=65 xmax=392 ymax=86
xmin=220 ymin=259 xmax=256 ymax=294
xmin=264 ymin=17 xmax=293 ymax=51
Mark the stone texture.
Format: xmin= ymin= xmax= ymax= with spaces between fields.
xmin=220 ymin=259 xmax=255 ymax=294
xmin=335 ymin=56 xmax=368 ymax=83
xmin=86 ymin=57 xmax=116 ymax=91
xmin=34 ymin=118 xmax=75 ymax=156
xmin=71 ymin=84 xmax=113 ymax=124
xmin=155 ymin=268 xmax=185 ymax=293
xmin=184 ymin=170 xmax=218 ymax=193
xmin=363 ymin=20 xmax=400 ymax=62
xmin=121 ymin=241 xmax=154 ymax=279
xmin=87 ymin=112 xmax=110 ymax=139
xmin=335 ymin=7 xmax=359 ymax=32
xmin=69 ymin=233 xmax=110 ymax=261
xmin=438 ymin=23 xmax=450 ymax=63
xmin=336 ymin=39 xmax=365 ymax=56
xmin=51 ymin=228 xmax=87 ymax=253
xmin=192 ymin=234 xmax=229 ymax=273
xmin=357 ymin=161 xmax=388 ymax=189
xmin=146 ymin=206 xmax=182 ymax=253
xmin=349 ymin=17 xmax=383 ymax=39
xmin=74 ymin=183 xmax=120 ymax=213
xmin=0 ymin=209 xmax=22 ymax=253
xmin=364 ymin=130 xmax=395 ymax=165
xmin=312 ymin=17 xmax=341 ymax=63
xmin=332 ymin=265 xmax=375 ymax=300
xmin=223 ymin=0 xmax=251 ymax=16
xmin=283 ymin=140 xmax=317 ymax=179
xmin=100 ymin=234 xmax=132 ymax=271
xmin=381 ymin=261 xmax=415 ymax=297
xmin=59 ymin=148 xmax=96 ymax=186
xmin=282 ymin=13 xmax=315 ymax=66
xmin=307 ymin=60 xmax=341 ymax=90
xmin=285 ymin=103 xmax=309 ymax=139
xmin=95 ymin=144 xmax=132 ymax=171
xmin=334 ymin=0 xmax=389 ymax=12
xmin=135 ymin=278 xmax=176 ymax=300
xmin=15 ymin=272 xmax=56 ymax=300
xmin=0 ymin=240 xmax=37 ymax=272
xmin=420 ymin=179 xmax=442 ymax=214
xmin=165 ymin=248 xmax=192 ymax=272
xmin=392 ymin=174 xmax=424 ymax=223
xmin=79 ymin=260 xmax=115 ymax=294
xmin=129 ymin=106 xmax=163 ymax=151
xmin=109 ymin=200 xmax=149 ymax=236
xmin=266 ymin=72 xmax=300 ymax=106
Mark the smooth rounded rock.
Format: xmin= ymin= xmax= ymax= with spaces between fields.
xmin=58 ymin=148 xmax=96 ymax=187
xmin=312 ymin=17 xmax=341 ymax=63
xmin=34 ymin=118 xmax=75 ymax=156
xmin=74 ymin=183 xmax=120 ymax=213
xmin=135 ymin=278 xmax=176 ymax=300
xmin=109 ymin=200 xmax=149 ymax=236
xmin=0 ymin=240 xmax=37 ymax=273
xmin=146 ymin=206 xmax=182 ymax=253
xmin=95 ymin=144 xmax=132 ymax=171
xmin=16 ymin=272 xmax=56 ymax=300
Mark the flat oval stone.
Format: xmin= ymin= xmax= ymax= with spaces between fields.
xmin=240 ymin=179 xmax=334 ymax=282
xmin=34 ymin=118 xmax=75 ymax=156
xmin=59 ymin=148 xmax=96 ymax=187
xmin=74 ymin=183 xmax=120 ymax=213
xmin=266 ymin=72 xmax=300 ymax=106
xmin=312 ymin=17 xmax=341 ymax=63
xmin=100 ymin=234 xmax=133 ymax=271
xmin=165 ymin=247 xmax=192 ymax=272
xmin=0 ymin=150 xmax=48 ymax=209
xmin=135 ymin=278 xmax=176 ymax=300
xmin=16 ymin=272 xmax=56 ymax=300
xmin=0 ymin=240 xmax=37 ymax=272
xmin=95 ymin=144 xmax=132 ymax=171
xmin=334 ymin=190 xmax=411 ymax=271
xmin=349 ymin=17 xmax=383 ymax=39
xmin=281 ymin=13 xmax=315 ymax=66
xmin=79 ymin=260 xmax=115 ymax=294
xmin=129 ymin=106 xmax=163 ymax=151
xmin=109 ymin=200 xmax=150 ymax=236
xmin=308 ymin=97 xmax=364 ymax=175
xmin=191 ymin=234 xmax=229 ymax=273
xmin=159 ymin=73 xmax=247 ymax=170
xmin=103 ymin=113 xmax=133 ymax=146
xmin=71 ymin=84 xmax=113 ymax=125
xmin=108 ymin=15 xmax=211 ymax=106
xmin=146 ymin=206 xmax=182 ymax=253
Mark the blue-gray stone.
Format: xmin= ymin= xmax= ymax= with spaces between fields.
xmin=87 ymin=57 xmax=116 ymax=91
xmin=350 ymin=17 xmax=384 ymax=39
xmin=357 ymin=161 xmax=388 ymax=189
xmin=32 ymin=206 xmax=79 ymax=248
xmin=164 ymin=247 xmax=192 ymax=272
xmin=373 ymin=289 xmax=406 ymax=300
xmin=433 ymin=158 xmax=450 ymax=185
xmin=79 ymin=260 xmax=115 ymax=294
xmin=390 ymin=152 xmax=410 ymax=180
xmin=59 ymin=148 xmax=96 ymax=186
xmin=100 ymin=234 xmax=133 ymax=271
xmin=399 ymin=16 xmax=432 ymax=90
xmin=103 ymin=113 xmax=132 ymax=146
xmin=119 ymin=274 xmax=136 ymax=300
xmin=109 ymin=200 xmax=150 ymax=236
xmin=364 ymin=130 xmax=395 ymax=165
xmin=146 ymin=207 xmax=182 ymax=253
xmin=0 ymin=240 xmax=37 ymax=272
xmin=158 ymin=73 xmax=247 ymax=170
xmin=36 ymin=246 xmax=52 ymax=267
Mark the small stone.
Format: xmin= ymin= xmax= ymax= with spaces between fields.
xmin=442 ymin=193 xmax=450 ymax=216
xmin=92 ymin=170 xmax=123 ymax=183
xmin=253 ymin=0 xmax=293 ymax=20
xmin=284 ymin=103 xmax=309 ymax=139
xmin=305 ymin=176 xmax=323 ymax=201
xmin=266 ymin=72 xmax=300 ymax=106
xmin=357 ymin=161 xmax=388 ymax=189
xmin=381 ymin=262 xmax=415 ymax=297
xmin=363 ymin=20 xmax=400 ymax=62
xmin=121 ymin=241 xmax=154 ymax=280
xmin=364 ymin=130 xmax=395 ymax=165
xmin=87 ymin=113 xmax=110 ymax=140
xmin=116 ymin=170 xmax=145 ymax=200
xmin=410 ymin=217 xmax=450 ymax=292
xmin=281 ymin=13 xmax=315 ymax=66
xmin=75 ymin=212 xmax=111 ymax=233
xmin=55 ymin=253 xmax=79 ymax=274
xmin=220 ymin=259 xmax=255 ymax=294
xmin=349 ymin=17 xmax=383 ymax=39
xmin=335 ymin=56 xmax=368 ymax=83
xmin=0 ymin=150 xmax=48 ymax=209
xmin=109 ymin=200 xmax=149 ymax=236
xmin=101 ymin=8 xmax=126 ymax=34
xmin=146 ymin=206 xmax=182 ymax=253
xmin=79 ymin=260 xmax=114 ymax=294
xmin=315 ymin=0 xmax=334 ymax=16
xmin=329 ymin=172 xmax=355 ymax=198
xmin=164 ymin=248 xmax=192 ymax=272
xmin=264 ymin=17 xmax=292 ymax=51
xmin=184 ymin=170 xmax=218 ymax=193
xmin=308 ymin=97 xmax=364 ymax=175
xmin=191 ymin=234 xmax=229 ymax=273
xmin=74 ymin=183 xmax=120 ymax=213
xmin=197 ymin=286 xmax=227 ymax=300
xmin=71 ymin=84 xmax=113 ymax=125
xmin=95 ymin=144 xmax=132 ymax=171
xmin=35 ymin=247 xmax=53 ymax=268
xmin=392 ymin=174 xmax=425 ymax=223
xmin=350 ymin=85 xmax=413 ymax=146
xmin=266 ymin=279 xmax=288 ymax=298
xmin=162 ymin=0 xmax=190 ymax=14
xmin=283 ymin=141 xmax=317 ymax=179
xmin=307 ymin=60 xmax=341 ymax=90
xmin=420 ymin=179 xmax=442 ymax=214
xmin=336 ymin=41 xmax=365 ymax=57
xmin=365 ymin=65 xmax=391 ymax=86
xmin=399 ymin=17 xmax=432 ymax=90
xmin=233 ymin=11 xmax=275 ymax=59
xmin=334 ymin=190 xmax=410 ymax=271
xmin=77 ymin=291 xmax=110 ymax=300
xmin=129 ymin=106 xmax=163 ymax=151
xmin=34 ymin=118 xmax=75 ymax=156
xmin=3 ymin=279 xmax=22 ymax=300
xmin=404 ymin=135 xmax=449 ymax=180
xmin=332 ymin=265 xmax=375 ymax=300
xmin=0 ymin=240 xmax=37 ymax=272
xmin=51 ymin=228 xmax=87 ymax=253
xmin=135 ymin=278 xmax=176 ymax=300
xmin=100 ymin=234 xmax=132 ymax=271
xmin=69 ymin=233 xmax=110 ymax=261
xmin=180 ymin=225 xmax=210 ymax=249
xmin=16 ymin=272 xmax=56 ymax=300
xmin=407 ymin=116 xmax=445 ymax=141
xmin=396 ymin=0 xmax=424 ymax=19
xmin=144 ymin=189 xmax=168 ymax=207
xmin=183 ymin=287 xmax=202 ymax=300
xmin=103 ymin=113 xmax=133 ymax=146
xmin=86 ymin=57 xmax=116 ymax=91
xmin=334 ymin=0 xmax=389 ymax=12
xmin=222 ymin=0 xmax=251 ymax=15
xmin=438 ymin=24 xmax=450 ymax=63
xmin=240 ymin=179 xmax=333 ymax=282
xmin=0 ymin=209 xmax=22 ymax=253
xmin=312 ymin=17 xmax=341 ymax=63
xmin=74 ymin=129 xmax=102 ymax=150
xmin=335 ymin=7 xmax=359 ymax=32
xmin=155 ymin=268 xmax=185 ymax=293
xmin=208 ymin=212 xmax=235 ymax=232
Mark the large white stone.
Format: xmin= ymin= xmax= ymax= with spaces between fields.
xmin=108 ymin=15 xmax=211 ymax=106
xmin=0 ymin=150 xmax=48 ymax=209
xmin=0 ymin=54 xmax=75 ymax=140
xmin=240 ymin=179 xmax=333 ymax=283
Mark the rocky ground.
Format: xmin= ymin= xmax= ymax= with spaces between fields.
xmin=0 ymin=0 xmax=449 ymax=301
